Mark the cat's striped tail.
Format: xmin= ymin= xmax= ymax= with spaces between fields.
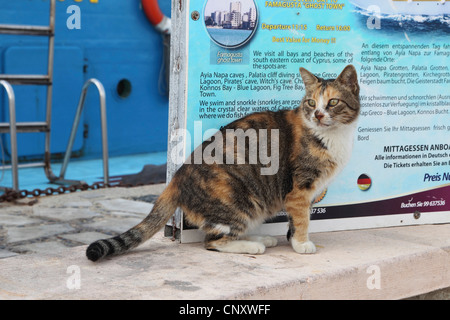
xmin=86 ymin=181 xmax=179 ymax=262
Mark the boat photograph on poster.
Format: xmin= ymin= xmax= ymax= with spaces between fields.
xmin=351 ymin=0 xmax=450 ymax=35
xmin=350 ymin=0 xmax=450 ymax=16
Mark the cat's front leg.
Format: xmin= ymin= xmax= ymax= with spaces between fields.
xmin=285 ymin=187 xmax=316 ymax=254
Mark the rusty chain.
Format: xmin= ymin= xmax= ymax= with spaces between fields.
xmin=0 ymin=180 xmax=141 ymax=204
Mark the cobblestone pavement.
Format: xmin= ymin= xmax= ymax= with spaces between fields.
xmin=0 ymin=184 xmax=166 ymax=259
xmin=1 ymin=183 xmax=449 ymax=300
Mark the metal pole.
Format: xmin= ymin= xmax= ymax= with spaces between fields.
xmin=44 ymin=0 xmax=57 ymax=181
xmin=98 ymin=80 xmax=109 ymax=184
xmin=0 ymin=80 xmax=19 ymax=190
xmin=58 ymin=79 xmax=109 ymax=185
xmin=58 ymin=86 xmax=87 ymax=180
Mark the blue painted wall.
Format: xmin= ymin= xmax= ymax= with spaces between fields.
xmin=0 ymin=0 xmax=171 ymax=161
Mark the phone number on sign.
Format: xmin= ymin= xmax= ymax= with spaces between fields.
xmin=311 ymin=207 xmax=327 ymax=214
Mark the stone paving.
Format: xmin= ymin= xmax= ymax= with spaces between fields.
xmin=1 ymin=182 xmax=449 ymax=299
xmin=0 ymin=183 xmax=166 ymax=259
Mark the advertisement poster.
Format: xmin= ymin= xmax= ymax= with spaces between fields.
xmin=171 ymin=0 xmax=450 ymax=242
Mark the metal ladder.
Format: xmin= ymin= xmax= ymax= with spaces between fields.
xmin=0 ymin=81 xmax=18 ymax=190
xmin=55 ymin=78 xmax=110 ymax=186
xmin=0 ymin=0 xmax=56 ymax=190
xmin=0 ymin=0 xmax=110 ymax=192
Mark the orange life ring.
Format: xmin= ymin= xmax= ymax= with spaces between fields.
xmin=141 ymin=0 xmax=171 ymax=34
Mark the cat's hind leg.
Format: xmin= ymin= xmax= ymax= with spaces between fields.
xmin=204 ymin=234 xmax=266 ymax=254
xmin=240 ymin=235 xmax=278 ymax=248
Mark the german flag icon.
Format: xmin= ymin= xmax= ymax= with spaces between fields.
xmin=357 ymin=174 xmax=372 ymax=191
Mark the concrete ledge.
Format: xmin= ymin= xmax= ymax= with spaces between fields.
xmin=0 ymin=224 xmax=449 ymax=300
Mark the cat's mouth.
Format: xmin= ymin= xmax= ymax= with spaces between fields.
xmin=311 ymin=114 xmax=332 ymax=128
xmin=315 ymin=120 xmax=331 ymax=128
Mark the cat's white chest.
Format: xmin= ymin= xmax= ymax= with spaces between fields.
xmin=313 ymin=124 xmax=357 ymax=196
xmin=322 ymin=125 xmax=355 ymax=167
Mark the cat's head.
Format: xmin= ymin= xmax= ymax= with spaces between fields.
xmin=299 ymin=65 xmax=360 ymax=130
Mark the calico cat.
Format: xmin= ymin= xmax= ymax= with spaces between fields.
xmin=86 ymin=64 xmax=360 ymax=261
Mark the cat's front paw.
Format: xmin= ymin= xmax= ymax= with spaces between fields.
xmin=291 ymin=239 xmax=316 ymax=254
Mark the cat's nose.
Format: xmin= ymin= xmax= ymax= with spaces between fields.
xmin=314 ymin=110 xmax=324 ymax=121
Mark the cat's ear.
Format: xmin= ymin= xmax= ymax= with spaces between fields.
xmin=336 ymin=65 xmax=359 ymax=96
xmin=299 ymin=67 xmax=319 ymax=88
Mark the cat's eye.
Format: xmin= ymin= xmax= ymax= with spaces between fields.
xmin=328 ymin=99 xmax=339 ymax=107
xmin=307 ymin=99 xmax=316 ymax=108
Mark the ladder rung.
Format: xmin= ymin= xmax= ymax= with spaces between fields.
xmin=0 ymin=162 xmax=45 ymax=170
xmin=0 ymin=122 xmax=49 ymax=133
xmin=0 ymin=24 xmax=53 ymax=36
xmin=0 ymin=75 xmax=51 ymax=85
